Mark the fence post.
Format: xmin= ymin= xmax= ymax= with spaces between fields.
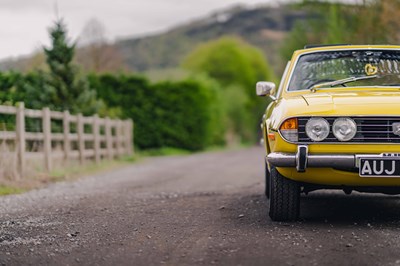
xmin=43 ymin=107 xmax=52 ymax=172
xmin=77 ymin=114 xmax=84 ymax=164
xmin=126 ymin=120 xmax=133 ymax=156
xmin=93 ymin=114 xmax=100 ymax=164
xmin=131 ymin=120 xmax=134 ymax=155
xmin=123 ymin=121 xmax=128 ymax=156
xmin=116 ymin=119 xmax=122 ymax=157
xmin=63 ymin=110 xmax=70 ymax=162
xmin=16 ymin=102 xmax=25 ymax=177
xmin=105 ymin=117 xmax=113 ymax=160
xmin=131 ymin=120 xmax=135 ymax=154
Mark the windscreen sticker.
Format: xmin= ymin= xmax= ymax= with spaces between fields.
xmin=365 ymin=63 xmax=378 ymax=76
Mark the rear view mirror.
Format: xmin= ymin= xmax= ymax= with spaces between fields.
xmin=256 ymin=82 xmax=276 ymax=97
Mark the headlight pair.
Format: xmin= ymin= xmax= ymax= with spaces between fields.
xmin=279 ymin=117 xmax=357 ymax=142
xmin=306 ymin=117 xmax=357 ymax=142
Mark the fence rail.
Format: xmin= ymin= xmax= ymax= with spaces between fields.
xmin=0 ymin=102 xmax=133 ymax=176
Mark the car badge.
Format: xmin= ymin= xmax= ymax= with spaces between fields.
xmin=365 ymin=63 xmax=378 ymax=76
xmin=393 ymin=123 xmax=400 ymax=136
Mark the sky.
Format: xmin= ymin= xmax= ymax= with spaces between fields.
xmin=0 ymin=0 xmax=283 ymax=60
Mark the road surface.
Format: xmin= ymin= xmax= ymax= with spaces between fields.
xmin=1 ymin=147 xmax=400 ymax=265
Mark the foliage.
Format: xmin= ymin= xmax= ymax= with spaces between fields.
xmin=182 ymin=37 xmax=275 ymax=96
xmin=110 ymin=6 xmax=305 ymax=75
xmin=0 ymin=20 xmax=103 ymax=115
xmin=0 ymin=20 xmax=230 ymax=152
xmin=0 ymin=20 xmax=106 ymax=136
xmin=139 ymin=147 xmax=192 ymax=157
xmin=76 ymin=18 xmax=127 ymax=73
xmin=0 ymin=185 xmax=24 ymax=196
xmin=0 ymin=71 xmax=24 ymax=104
xmin=89 ymin=74 xmax=225 ymax=151
xmin=41 ymin=19 xmax=102 ymax=115
xmin=182 ymin=36 xmax=276 ymax=143
xmin=220 ymin=84 xmax=254 ymax=143
xmin=281 ymin=0 xmax=400 ymax=61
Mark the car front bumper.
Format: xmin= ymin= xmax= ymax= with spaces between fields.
xmin=267 ymin=145 xmax=397 ymax=172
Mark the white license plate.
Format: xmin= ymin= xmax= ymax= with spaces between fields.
xmin=359 ymin=158 xmax=400 ymax=177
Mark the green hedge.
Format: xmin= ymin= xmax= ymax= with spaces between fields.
xmin=89 ymin=74 xmax=225 ymax=151
xmin=0 ymin=72 xmax=225 ymax=151
xmin=0 ymin=72 xmax=24 ymax=104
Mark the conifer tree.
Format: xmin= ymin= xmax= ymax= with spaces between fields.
xmin=42 ymin=19 xmax=101 ymax=115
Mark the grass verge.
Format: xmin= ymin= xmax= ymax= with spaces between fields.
xmin=138 ymin=147 xmax=192 ymax=157
xmin=0 ymin=185 xmax=25 ymax=196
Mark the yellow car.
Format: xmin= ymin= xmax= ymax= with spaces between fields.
xmin=258 ymin=44 xmax=400 ymax=221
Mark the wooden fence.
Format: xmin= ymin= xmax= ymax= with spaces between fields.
xmin=0 ymin=102 xmax=133 ymax=176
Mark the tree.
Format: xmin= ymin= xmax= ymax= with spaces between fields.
xmin=182 ymin=37 xmax=276 ymax=143
xmin=40 ymin=19 xmax=102 ymax=115
xmin=373 ymin=0 xmax=400 ymax=43
xmin=281 ymin=0 xmax=400 ymax=61
xmin=89 ymin=73 xmax=225 ymax=150
xmin=182 ymin=36 xmax=275 ymax=95
xmin=76 ymin=18 xmax=126 ymax=73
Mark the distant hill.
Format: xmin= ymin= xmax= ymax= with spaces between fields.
xmin=116 ymin=5 xmax=307 ymax=74
xmin=0 ymin=4 xmax=307 ymax=75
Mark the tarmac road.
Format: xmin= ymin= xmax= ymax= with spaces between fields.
xmin=1 ymin=147 xmax=400 ymax=265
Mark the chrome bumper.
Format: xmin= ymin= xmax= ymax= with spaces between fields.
xmin=267 ymin=145 xmax=356 ymax=172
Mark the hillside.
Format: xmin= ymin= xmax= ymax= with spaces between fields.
xmin=0 ymin=4 xmax=307 ymax=75
xmin=116 ymin=5 xmax=307 ymax=74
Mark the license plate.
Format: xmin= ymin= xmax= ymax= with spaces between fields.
xmin=359 ymin=158 xmax=400 ymax=177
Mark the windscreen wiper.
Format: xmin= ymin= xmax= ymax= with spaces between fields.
xmin=310 ymin=75 xmax=378 ymax=92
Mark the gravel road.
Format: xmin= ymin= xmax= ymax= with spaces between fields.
xmin=1 ymin=147 xmax=400 ymax=265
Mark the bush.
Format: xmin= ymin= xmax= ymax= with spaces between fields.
xmin=89 ymin=74 xmax=225 ymax=151
xmin=0 ymin=72 xmax=24 ymax=105
xmin=0 ymin=71 xmax=225 ymax=151
xmin=182 ymin=36 xmax=276 ymax=142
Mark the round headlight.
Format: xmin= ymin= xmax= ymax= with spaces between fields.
xmin=333 ymin=117 xmax=357 ymax=141
xmin=305 ymin=118 xmax=330 ymax=142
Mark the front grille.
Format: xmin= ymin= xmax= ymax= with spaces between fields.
xmin=297 ymin=117 xmax=400 ymax=143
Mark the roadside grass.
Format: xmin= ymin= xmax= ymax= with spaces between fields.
xmin=139 ymin=147 xmax=192 ymax=157
xmin=0 ymin=185 xmax=25 ymax=196
xmin=137 ymin=143 xmax=250 ymax=157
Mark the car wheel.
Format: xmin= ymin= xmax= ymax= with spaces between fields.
xmin=265 ymin=160 xmax=270 ymax=198
xmin=268 ymin=167 xmax=300 ymax=221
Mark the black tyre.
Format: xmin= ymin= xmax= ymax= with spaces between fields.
xmin=265 ymin=161 xmax=270 ymax=198
xmin=268 ymin=167 xmax=300 ymax=221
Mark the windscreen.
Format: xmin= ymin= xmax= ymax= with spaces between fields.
xmin=288 ymin=49 xmax=400 ymax=91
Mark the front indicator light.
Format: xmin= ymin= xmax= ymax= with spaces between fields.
xmin=280 ymin=118 xmax=298 ymax=130
xmin=280 ymin=118 xmax=298 ymax=142
xmin=333 ymin=117 xmax=357 ymax=141
xmin=305 ymin=118 xmax=330 ymax=142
